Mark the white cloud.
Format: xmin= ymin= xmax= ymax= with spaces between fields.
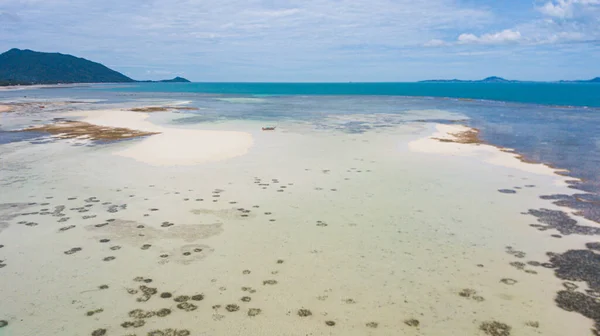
xmin=424 ymin=39 xmax=447 ymax=47
xmin=427 ymin=0 xmax=600 ymax=47
xmin=457 ymin=29 xmax=522 ymax=45
xmin=0 ymin=0 xmax=495 ymax=80
xmin=1 ymin=0 xmax=599 ymax=81
xmin=538 ymin=0 xmax=573 ymax=18
xmin=537 ymin=0 xmax=600 ymax=19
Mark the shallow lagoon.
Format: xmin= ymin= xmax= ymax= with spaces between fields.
xmin=1 ymin=86 xmax=600 ymax=336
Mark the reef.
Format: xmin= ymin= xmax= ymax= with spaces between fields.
xmin=20 ymin=121 xmax=159 ymax=141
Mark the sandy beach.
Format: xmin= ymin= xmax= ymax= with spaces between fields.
xmin=0 ymin=101 xmax=598 ymax=336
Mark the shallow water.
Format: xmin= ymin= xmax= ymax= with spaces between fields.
xmin=1 ymin=87 xmax=600 ymax=336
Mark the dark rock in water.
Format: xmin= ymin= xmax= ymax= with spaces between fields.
xmin=547 ymin=244 xmax=600 ymax=334
xmin=586 ymin=242 xmax=600 ymax=251
xmin=191 ymin=294 xmax=204 ymax=301
xmin=64 ymin=247 xmax=82 ymax=255
xmin=58 ymin=225 xmax=76 ymax=232
xmin=174 ymin=296 xmax=190 ymax=302
xmin=156 ymin=308 xmax=171 ymax=317
xmin=500 ymin=278 xmax=517 ymax=285
xmin=404 ymin=319 xmax=420 ymax=327
xmin=555 ymin=290 xmax=600 ymax=333
xmin=549 ymin=249 xmax=600 ymax=291
xmin=0 ymin=320 xmax=7 ymax=328
xmin=91 ymin=329 xmax=106 ymax=336
xmin=226 ymin=304 xmax=240 ymax=312
xmin=526 ymin=209 xmax=600 ymax=235
xmin=248 ymin=308 xmax=262 ymax=317
xmin=540 ymin=193 xmax=600 ymax=224
xmin=498 ymin=189 xmax=517 ymax=194
xmin=297 ymin=309 xmax=312 ymax=317
xmin=176 ymin=302 xmax=198 ymax=311
xmin=479 ymin=321 xmax=511 ymax=336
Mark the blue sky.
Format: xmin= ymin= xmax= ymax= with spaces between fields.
xmin=1 ymin=0 xmax=599 ymax=81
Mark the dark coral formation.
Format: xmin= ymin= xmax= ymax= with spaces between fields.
xmin=225 ymin=304 xmax=240 ymax=312
xmin=479 ymin=321 xmax=511 ymax=336
xmin=547 ymin=244 xmax=600 ymax=334
xmin=191 ymin=294 xmax=204 ymax=301
xmin=404 ymin=319 xmax=420 ymax=327
xmin=91 ymin=329 xmax=106 ymax=336
xmin=248 ymin=308 xmax=261 ymax=317
xmin=176 ymin=302 xmax=198 ymax=312
xmin=174 ymin=295 xmax=190 ymax=302
xmin=526 ymin=209 xmax=600 ymax=235
xmin=297 ymin=309 xmax=312 ymax=317
xmin=540 ymin=193 xmax=600 ymax=224
xmin=64 ymin=247 xmax=82 ymax=255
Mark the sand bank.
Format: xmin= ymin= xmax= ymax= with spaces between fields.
xmin=0 ymin=105 xmax=13 ymax=113
xmin=129 ymin=106 xmax=199 ymax=112
xmin=71 ymin=108 xmax=254 ymax=166
xmin=409 ymin=124 xmax=573 ymax=184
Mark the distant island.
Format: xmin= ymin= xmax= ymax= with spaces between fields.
xmin=420 ymin=76 xmax=600 ymax=83
xmin=559 ymin=77 xmax=600 ymax=83
xmin=137 ymin=76 xmax=190 ymax=83
xmin=0 ymin=48 xmax=190 ymax=86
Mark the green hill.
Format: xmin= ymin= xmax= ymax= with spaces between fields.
xmin=0 ymin=48 xmax=134 ymax=85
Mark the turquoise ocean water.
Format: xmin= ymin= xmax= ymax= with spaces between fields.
xmin=106 ymin=81 xmax=600 ymax=108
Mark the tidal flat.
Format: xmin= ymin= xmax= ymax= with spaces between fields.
xmin=0 ymin=95 xmax=599 ymax=336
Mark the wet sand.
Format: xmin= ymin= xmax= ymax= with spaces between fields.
xmin=0 ymin=104 xmax=13 ymax=113
xmin=0 ymin=104 xmax=598 ymax=336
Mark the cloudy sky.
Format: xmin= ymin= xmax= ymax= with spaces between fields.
xmin=1 ymin=0 xmax=599 ymax=81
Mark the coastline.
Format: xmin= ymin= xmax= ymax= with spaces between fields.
xmin=0 ymin=83 xmax=93 ymax=91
